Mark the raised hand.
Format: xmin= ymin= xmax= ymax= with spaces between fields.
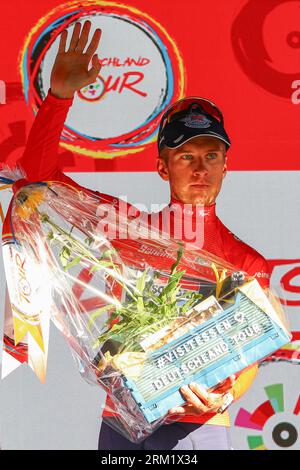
xmin=50 ymin=20 xmax=102 ymax=99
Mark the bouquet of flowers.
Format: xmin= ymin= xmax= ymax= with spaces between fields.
xmin=0 ymin=167 xmax=291 ymax=443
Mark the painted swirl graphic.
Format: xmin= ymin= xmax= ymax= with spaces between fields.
xmin=19 ymin=1 xmax=185 ymax=159
xmin=231 ymin=0 xmax=300 ymax=98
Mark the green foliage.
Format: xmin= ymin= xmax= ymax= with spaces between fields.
xmin=42 ymin=215 xmax=202 ymax=355
xmin=93 ymin=243 xmax=203 ymax=353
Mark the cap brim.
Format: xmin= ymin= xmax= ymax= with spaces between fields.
xmin=163 ymin=132 xmax=230 ymax=150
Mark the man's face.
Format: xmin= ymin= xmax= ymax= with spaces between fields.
xmin=157 ymin=136 xmax=227 ymax=206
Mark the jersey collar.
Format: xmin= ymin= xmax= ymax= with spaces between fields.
xmin=168 ymin=196 xmax=217 ymax=223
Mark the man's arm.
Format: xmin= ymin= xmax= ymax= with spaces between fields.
xmin=226 ymin=255 xmax=269 ymax=401
xmin=217 ymin=255 xmax=269 ymax=404
xmin=229 ymin=363 xmax=258 ymax=401
xmin=17 ymin=20 xmax=101 ymax=187
xmin=167 ymin=255 xmax=270 ymax=418
xmin=19 ymin=91 xmax=75 ymax=185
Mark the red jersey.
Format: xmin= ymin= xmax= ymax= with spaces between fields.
xmin=8 ymin=89 xmax=271 ymax=427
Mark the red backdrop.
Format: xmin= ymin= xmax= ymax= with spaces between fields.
xmin=0 ymin=0 xmax=299 ymax=172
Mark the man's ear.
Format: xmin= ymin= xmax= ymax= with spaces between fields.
xmin=222 ymin=156 xmax=228 ymax=180
xmin=157 ymin=156 xmax=170 ymax=181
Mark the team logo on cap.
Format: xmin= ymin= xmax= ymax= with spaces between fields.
xmin=180 ymin=105 xmax=211 ymax=129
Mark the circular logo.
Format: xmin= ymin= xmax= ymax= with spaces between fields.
xmin=272 ymin=421 xmax=298 ymax=448
xmin=232 ymin=0 xmax=300 ymax=98
xmin=234 ymin=383 xmax=300 ymax=450
xmin=19 ymin=1 xmax=185 ymax=159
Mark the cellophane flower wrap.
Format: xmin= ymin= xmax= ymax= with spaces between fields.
xmin=0 ymin=168 xmax=291 ymax=444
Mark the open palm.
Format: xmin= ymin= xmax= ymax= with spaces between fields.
xmin=50 ymin=20 xmax=102 ymax=99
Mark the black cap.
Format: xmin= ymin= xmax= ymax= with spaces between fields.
xmin=158 ymin=100 xmax=231 ymax=153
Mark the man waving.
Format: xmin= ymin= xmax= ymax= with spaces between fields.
xmin=15 ymin=20 xmax=270 ymax=450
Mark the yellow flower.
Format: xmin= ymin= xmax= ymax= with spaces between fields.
xmin=15 ymin=187 xmax=46 ymax=219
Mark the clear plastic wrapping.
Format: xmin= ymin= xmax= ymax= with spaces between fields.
xmin=0 ymin=172 xmax=292 ymax=443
